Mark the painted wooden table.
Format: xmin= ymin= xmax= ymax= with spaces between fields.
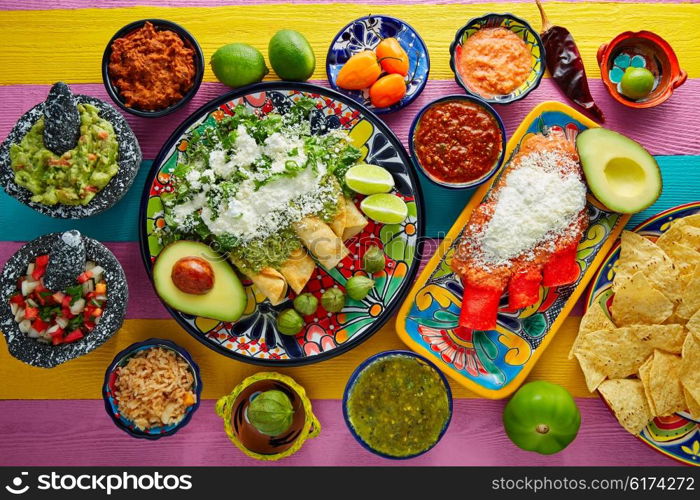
xmin=1 ymin=0 xmax=699 ymax=466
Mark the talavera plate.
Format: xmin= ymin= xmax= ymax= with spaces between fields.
xmin=587 ymin=202 xmax=700 ymax=466
xmin=139 ymin=82 xmax=423 ymax=366
xmin=396 ymin=101 xmax=630 ymax=399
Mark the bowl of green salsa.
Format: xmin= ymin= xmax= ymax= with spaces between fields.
xmin=343 ymin=350 xmax=452 ymax=459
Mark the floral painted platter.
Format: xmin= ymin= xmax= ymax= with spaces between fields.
xmin=396 ymin=101 xmax=630 ymax=399
xmin=326 ymin=15 xmax=430 ymax=114
xmin=139 ymin=82 xmax=423 ymax=366
xmin=587 ymin=202 xmax=700 ymax=466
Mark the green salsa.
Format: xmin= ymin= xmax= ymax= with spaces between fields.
xmin=9 ymin=103 xmax=119 ymax=206
xmin=346 ymin=355 xmax=450 ymax=457
xmin=228 ymin=226 xmax=302 ymax=273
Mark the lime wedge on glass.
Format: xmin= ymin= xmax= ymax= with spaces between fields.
xmin=360 ymin=194 xmax=408 ymax=224
xmin=345 ymin=163 xmax=395 ymax=195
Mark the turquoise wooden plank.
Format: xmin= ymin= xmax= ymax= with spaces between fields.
xmin=0 ymin=156 xmax=697 ymax=242
xmin=0 ymin=161 xmax=152 ymax=242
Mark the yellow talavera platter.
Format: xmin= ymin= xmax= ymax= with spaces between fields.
xmin=396 ymin=101 xmax=631 ymax=399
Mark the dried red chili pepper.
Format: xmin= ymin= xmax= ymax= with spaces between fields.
xmin=535 ymin=0 xmax=605 ymax=122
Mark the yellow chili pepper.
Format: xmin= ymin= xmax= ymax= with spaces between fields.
xmin=376 ymin=38 xmax=409 ymax=76
xmin=369 ymin=73 xmax=407 ymax=108
xmin=336 ymin=50 xmax=382 ymax=90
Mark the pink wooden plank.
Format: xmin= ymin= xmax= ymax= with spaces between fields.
xmin=0 ymin=239 xmax=440 ymax=320
xmin=0 ymin=398 xmax=676 ymax=466
xmin=1 ymin=0 xmax=695 ymax=10
xmin=2 ymin=79 xmax=699 ymax=158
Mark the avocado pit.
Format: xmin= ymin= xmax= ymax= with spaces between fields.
xmin=171 ymin=256 xmax=214 ymax=295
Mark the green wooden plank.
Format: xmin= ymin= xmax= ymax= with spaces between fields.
xmin=0 ymin=156 xmax=697 ymax=242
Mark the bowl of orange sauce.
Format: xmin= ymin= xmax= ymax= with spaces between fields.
xmin=449 ymin=13 xmax=545 ymax=104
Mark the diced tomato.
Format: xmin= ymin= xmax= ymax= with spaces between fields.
xmin=9 ymin=293 xmax=25 ymax=305
xmin=508 ymin=267 xmax=542 ymax=309
xmin=31 ymin=266 xmax=46 ymax=281
xmin=61 ymin=295 xmax=72 ymax=308
xmin=64 ymin=329 xmax=84 ymax=343
xmin=542 ymin=241 xmax=580 ymax=287
xmin=24 ymin=306 xmax=38 ymax=320
xmin=84 ymin=321 xmax=95 ymax=331
xmin=52 ymin=335 xmax=64 ymax=346
xmin=49 ymin=327 xmax=64 ymax=338
xmin=61 ymin=307 xmax=74 ymax=319
xmin=77 ymin=271 xmax=93 ymax=284
xmin=35 ymin=255 xmax=49 ymax=267
xmin=92 ymin=307 xmax=103 ymax=317
xmin=98 ymin=130 xmax=109 ymax=140
xmin=31 ymin=318 xmax=49 ymax=332
xmin=458 ymin=283 xmax=504 ymax=331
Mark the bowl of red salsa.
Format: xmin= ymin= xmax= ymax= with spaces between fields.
xmin=409 ymin=95 xmax=506 ymax=189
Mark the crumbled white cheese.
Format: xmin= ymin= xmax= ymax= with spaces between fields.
xmin=171 ymin=192 xmax=207 ymax=226
xmin=476 ymin=150 xmax=587 ymax=265
xmin=200 ymin=162 xmax=329 ymax=241
xmin=263 ymin=132 xmax=307 ymax=174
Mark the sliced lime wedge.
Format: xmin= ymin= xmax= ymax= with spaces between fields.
xmin=345 ymin=163 xmax=395 ymax=195
xmin=360 ymin=193 xmax=408 ymax=224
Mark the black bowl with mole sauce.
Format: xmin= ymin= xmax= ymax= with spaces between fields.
xmin=408 ymin=95 xmax=506 ymax=190
xmin=101 ymin=19 xmax=205 ymax=118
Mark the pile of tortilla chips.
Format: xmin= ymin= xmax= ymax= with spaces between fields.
xmin=571 ymin=216 xmax=700 ymax=436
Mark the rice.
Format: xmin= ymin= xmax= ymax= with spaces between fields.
xmin=114 ymin=347 xmax=196 ymax=430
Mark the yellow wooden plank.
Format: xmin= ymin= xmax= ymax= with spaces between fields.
xmin=0 ymin=315 xmax=591 ymax=400
xmin=0 ymin=3 xmax=697 ymax=85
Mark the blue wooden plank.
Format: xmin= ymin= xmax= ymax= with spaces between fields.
xmin=0 ymin=156 xmax=697 ymax=242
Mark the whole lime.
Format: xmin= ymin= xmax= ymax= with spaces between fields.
xmin=503 ymin=381 xmax=581 ymax=455
xmin=620 ymin=66 xmax=655 ymax=100
xmin=268 ymin=30 xmax=316 ymax=82
xmin=210 ymin=43 xmax=269 ymax=88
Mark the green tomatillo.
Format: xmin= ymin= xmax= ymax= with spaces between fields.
xmin=276 ymin=309 xmax=304 ymax=336
xmin=293 ymin=293 xmax=318 ymax=316
xmin=247 ymin=389 xmax=294 ymax=436
xmin=502 ymin=381 xmax=581 ymax=455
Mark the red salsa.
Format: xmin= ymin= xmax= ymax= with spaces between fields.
xmin=413 ymin=100 xmax=502 ymax=184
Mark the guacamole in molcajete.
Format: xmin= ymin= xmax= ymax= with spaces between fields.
xmin=346 ymin=354 xmax=451 ymax=458
xmin=9 ymin=103 xmax=119 ymax=206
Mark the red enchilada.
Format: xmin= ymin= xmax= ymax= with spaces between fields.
xmin=451 ymin=130 xmax=588 ymax=330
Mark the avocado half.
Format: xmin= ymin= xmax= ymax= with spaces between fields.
xmin=153 ymin=241 xmax=246 ymax=323
xmin=576 ymin=128 xmax=661 ymax=214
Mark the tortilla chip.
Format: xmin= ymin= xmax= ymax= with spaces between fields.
xmin=683 ymin=388 xmax=700 ymax=421
xmin=598 ymin=379 xmax=652 ymax=435
xmin=574 ymin=324 xmax=685 ymax=380
xmin=657 ymin=216 xmax=700 ymax=251
xmin=638 ymin=355 xmax=657 ymax=416
xmin=680 ymin=332 xmax=700 ymax=407
xmin=685 ymin=308 xmax=700 ymax=341
xmin=677 ymin=265 xmax=700 ymax=319
xmin=569 ymin=302 xmax=616 ymax=359
xmin=659 ymin=242 xmax=700 ymax=285
xmin=641 ymin=350 xmax=686 ymax=417
xmin=574 ymin=351 xmax=608 ymax=392
xmin=610 ymin=272 xmax=674 ymax=326
xmin=613 ymin=231 xmax=681 ymax=303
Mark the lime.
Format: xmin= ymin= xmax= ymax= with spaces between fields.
xmin=620 ymin=67 xmax=654 ymax=100
xmin=210 ymin=43 xmax=269 ymax=88
xmin=345 ymin=163 xmax=395 ymax=195
xmin=360 ymin=194 xmax=408 ymax=224
xmin=268 ymin=30 xmax=316 ymax=82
